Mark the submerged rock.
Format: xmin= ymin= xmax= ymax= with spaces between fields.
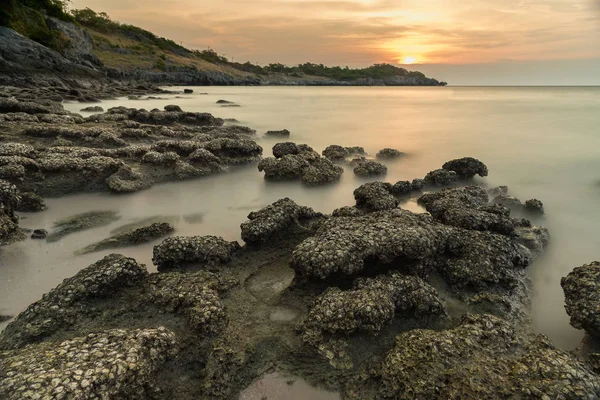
xmin=77 ymin=222 xmax=174 ymax=255
xmin=354 ymin=182 xmax=397 ymax=211
xmin=353 ymin=159 xmax=388 ymax=177
xmin=0 ymin=327 xmax=176 ymax=400
xmin=240 ymin=198 xmax=320 ymax=244
xmin=562 ymin=262 xmax=600 ymax=337
xmin=152 ymin=235 xmax=240 ymax=270
xmin=46 ymin=210 xmax=121 ymax=242
xmin=0 ymin=254 xmax=148 ymax=349
xmin=376 ymin=148 xmax=404 ymax=159
xmin=370 ymin=314 xmax=600 ymax=400
xmin=442 ymin=157 xmax=489 ymax=178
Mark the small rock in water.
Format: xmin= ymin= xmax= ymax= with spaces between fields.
xmin=353 ymin=159 xmax=387 ymax=177
xmin=524 ymin=199 xmax=544 ymax=214
xmin=164 ymin=104 xmax=183 ymax=112
xmin=184 ymin=89 xmax=194 ymax=94
xmin=216 ymin=100 xmax=235 ymax=104
xmin=31 ymin=229 xmax=48 ymax=240
xmin=442 ymin=157 xmax=489 ymax=178
xmin=80 ymin=106 xmax=104 ymax=112
xmin=46 ymin=211 xmax=121 ymax=243
xmin=376 ymin=148 xmax=404 ymax=159
xmin=265 ymin=129 xmax=291 ymax=138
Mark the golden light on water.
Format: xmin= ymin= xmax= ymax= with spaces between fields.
xmin=402 ymin=56 xmax=417 ymax=65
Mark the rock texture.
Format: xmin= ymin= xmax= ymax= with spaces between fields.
xmin=152 ymin=235 xmax=240 ymax=270
xmin=562 ymin=262 xmax=600 ymax=337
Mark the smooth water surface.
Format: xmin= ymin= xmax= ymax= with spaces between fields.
xmin=2 ymin=86 xmax=600 ymax=352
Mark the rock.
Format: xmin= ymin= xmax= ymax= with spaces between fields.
xmin=525 ymin=199 xmax=544 ymax=214
xmin=216 ymin=100 xmax=234 ymax=104
xmin=164 ymin=104 xmax=183 ymax=112
xmin=301 ymin=157 xmax=343 ymax=186
xmin=0 ymin=96 xmax=66 ymax=115
xmin=272 ymin=142 xmax=300 ymax=158
xmin=0 ymin=180 xmax=21 ymax=244
xmin=0 ymin=254 xmax=148 ymax=349
xmin=562 ymin=262 xmax=600 ymax=337
xmin=202 ymin=138 xmax=263 ymax=165
xmin=442 ymin=157 xmax=489 ymax=178
xmin=411 ymin=178 xmax=425 ymax=191
xmin=391 ymin=180 xmax=412 ymax=195
xmin=240 ymin=198 xmax=320 ymax=244
xmin=258 ymin=155 xmax=309 ymax=180
xmin=265 ymin=129 xmax=290 ymax=138
xmin=106 ymin=165 xmax=152 ymax=194
xmin=376 ymin=148 xmax=404 ymax=159
xmin=371 ymin=314 xmax=600 ymax=400
xmin=187 ymin=149 xmax=224 ymax=173
xmin=0 ymin=327 xmax=176 ymax=400
xmin=488 ymin=185 xmax=508 ymax=197
xmin=30 ymin=229 xmax=48 ymax=240
xmin=0 ymin=315 xmax=10 ymax=323
xmin=423 ymin=169 xmax=459 ymax=186
xmin=184 ymin=89 xmax=194 ymax=94
xmin=492 ymin=194 xmax=522 ymax=209
xmin=353 ymin=159 xmax=388 ymax=177
xmin=322 ymin=145 xmax=348 ymax=161
xmin=141 ymin=151 xmax=180 ymax=165
xmin=354 ymin=182 xmax=398 ymax=211
xmin=80 ymin=106 xmax=104 ymax=112
xmin=77 ymin=222 xmax=174 ymax=255
xmin=418 ymin=186 xmax=517 ymax=235
xmin=0 ymin=143 xmax=36 ymax=158
xmin=345 ymin=146 xmax=366 ymax=156
xmin=46 ymin=211 xmax=121 ymax=242
xmin=152 ymin=235 xmax=240 ymax=270
xmin=15 ymin=192 xmax=46 ymax=212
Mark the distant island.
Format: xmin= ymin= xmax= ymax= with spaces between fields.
xmin=0 ymin=0 xmax=447 ymax=87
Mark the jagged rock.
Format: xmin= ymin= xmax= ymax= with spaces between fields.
xmin=525 ymin=199 xmax=544 ymax=214
xmin=0 ymin=328 xmax=176 ymax=400
xmin=562 ymin=262 xmax=600 ymax=337
xmin=371 ymin=314 xmax=600 ymax=400
xmin=0 ymin=254 xmax=148 ymax=349
xmin=272 ymin=142 xmax=300 ymax=158
xmin=46 ymin=210 xmax=121 ymax=242
xmin=152 ymin=235 xmax=240 ymax=270
xmin=376 ymin=148 xmax=404 ymax=159
xmin=354 ymin=182 xmax=397 ymax=211
xmin=353 ymin=159 xmax=388 ymax=177
xmin=322 ymin=145 xmax=348 ymax=161
xmin=265 ymin=129 xmax=290 ymax=138
xmin=164 ymin=104 xmax=183 ymax=112
xmin=418 ymin=186 xmax=517 ymax=235
xmin=77 ymin=222 xmax=174 ymax=255
xmin=80 ymin=106 xmax=104 ymax=112
xmin=442 ymin=157 xmax=489 ymax=178
xmin=240 ymin=198 xmax=320 ymax=244
xmin=30 ymin=229 xmax=47 ymax=240
xmin=106 ymin=165 xmax=152 ymax=193
xmin=301 ymin=158 xmax=343 ymax=186
xmin=15 ymin=192 xmax=46 ymax=212
xmin=423 ymin=169 xmax=459 ymax=186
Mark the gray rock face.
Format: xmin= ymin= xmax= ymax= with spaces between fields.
xmin=418 ymin=186 xmax=517 ymax=235
xmin=376 ymin=148 xmax=404 ymax=159
xmin=272 ymin=142 xmax=300 ymax=158
xmin=370 ymin=314 xmax=600 ymax=400
xmin=423 ymin=169 xmax=459 ymax=186
xmin=354 ymin=182 xmax=398 ymax=211
xmin=240 ymin=198 xmax=320 ymax=244
xmin=45 ymin=16 xmax=102 ymax=68
xmin=77 ymin=222 xmax=174 ymax=255
xmin=442 ymin=157 xmax=489 ymax=178
xmin=353 ymin=159 xmax=388 ymax=177
xmin=562 ymin=262 xmax=600 ymax=337
xmin=0 ymin=327 xmax=176 ymax=400
xmin=0 ymin=254 xmax=148 ymax=349
xmin=152 ymin=235 xmax=240 ymax=270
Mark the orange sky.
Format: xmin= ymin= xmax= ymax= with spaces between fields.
xmin=71 ymin=0 xmax=600 ymax=83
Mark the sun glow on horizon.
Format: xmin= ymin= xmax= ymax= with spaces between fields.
xmin=402 ymin=56 xmax=417 ymax=65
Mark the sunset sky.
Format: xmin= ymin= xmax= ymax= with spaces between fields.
xmin=71 ymin=0 xmax=600 ymax=84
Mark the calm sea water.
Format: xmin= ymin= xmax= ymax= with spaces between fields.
xmin=2 ymin=86 xmax=600 ymax=354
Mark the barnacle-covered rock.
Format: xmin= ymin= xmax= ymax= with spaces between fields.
xmin=187 ymin=148 xmax=223 ymax=169
xmin=129 ymin=109 xmax=224 ymax=127
xmin=423 ymin=168 xmax=459 ymax=186
xmin=353 ymin=159 xmax=388 ymax=177
xmin=493 ymin=194 xmax=522 ymax=209
xmin=145 ymin=271 xmax=237 ymax=334
xmin=141 ymin=151 xmax=180 ymax=165
xmin=345 ymin=146 xmax=366 ymax=156
xmin=0 ymin=327 xmax=176 ymax=400
xmin=77 ymin=223 xmax=174 ymax=255
xmin=0 ymin=143 xmax=36 ymax=158
xmin=561 ymin=262 xmax=600 ymax=337
xmin=106 ymin=165 xmax=152 ymax=194
xmin=391 ymin=180 xmax=412 ymax=195
xmin=24 ymin=125 xmax=126 ymax=147
xmin=301 ymin=157 xmax=344 ymax=186
xmin=38 ymin=153 xmax=123 ymax=174
xmin=0 ymin=163 xmax=25 ymax=180
xmin=46 ymin=210 xmax=121 ymax=242
xmin=258 ymin=155 xmax=309 ymax=180
xmin=0 ymin=97 xmax=66 ymax=115
xmin=411 ymin=178 xmax=425 ymax=191
xmin=525 ymin=198 xmax=544 ymax=214
xmin=354 ymin=182 xmax=397 ymax=211
xmin=376 ymin=148 xmax=404 ymax=159
xmin=0 ymin=179 xmax=21 ymax=244
xmin=240 ymin=198 xmax=320 ymax=244
xmin=174 ymin=160 xmax=203 ymax=179
xmin=152 ymin=235 xmax=240 ymax=270
xmin=201 ymin=138 xmax=262 ymax=165
xmin=265 ymin=129 xmax=290 ymax=138
xmin=442 ymin=157 xmax=489 ymax=178
xmin=373 ymin=314 xmax=600 ymax=400
xmin=151 ymin=140 xmax=205 ymax=156
xmin=164 ymin=104 xmax=183 ymax=112
xmin=322 ymin=145 xmax=349 ymax=161
xmin=488 ymin=185 xmax=508 ymax=197
xmin=0 ymin=254 xmax=148 ymax=349
xmin=418 ymin=186 xmax=517 ymax=235
xmin=272 ymin=142 xmax=300 ymax=158
xmin=291 ymin=209 xmax=447 ymax=280
xmin=15 ymin=191 xmax=46 ymax=212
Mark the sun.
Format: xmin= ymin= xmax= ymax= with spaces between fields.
xmin=402 ymin=56 xmax=417 ymax=65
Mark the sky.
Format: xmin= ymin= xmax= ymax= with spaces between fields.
xmin=71 ymin=0 xmax=600 ymax=85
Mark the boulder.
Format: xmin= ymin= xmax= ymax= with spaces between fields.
xmin=376 ymin=148 xmax=404 ymax=159
xmin=258 ymin=155 xmax=309 ymax=180
xmin=442 ymin=157 xmax=489 ymax=178
xmin=423 ymin=169 xmax=459 ymax=186
xmin=272 ymin=142 xmax=300 ymax=158
xmin=562 ymin=262 xmax=600 ymax=337
xmin=30 ymin=229 xmax=47 ymax=240
xmin=391 ymin=180 xmax=412 ymax=195
xmin=354 ymin=182 xmax=397 ymax=211
xmin=164 ymin=105 xmax=183 ymax=112
xmin=265 ymin=129 xmax=290 ymax=138
xmin=184 ymin=89 xmax=194 ymax=94
xmin=301 ymin=158 xmax=343 ymax=186
xmin=15 ymin=192 xmax=46 ymax=212
xmin=353 ymin=159 xmax=388 ymax=177
xmin=322 ymin=145 xmax=348 ymax=161
xmin=525 ymin=199 xmax=544 ymax=214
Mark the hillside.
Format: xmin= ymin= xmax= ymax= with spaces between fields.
xmin=0 ymin=1 xmax=447 ymax=86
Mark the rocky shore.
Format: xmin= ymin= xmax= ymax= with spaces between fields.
xmin=0 ymin=91 xmax=599 ymax=399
